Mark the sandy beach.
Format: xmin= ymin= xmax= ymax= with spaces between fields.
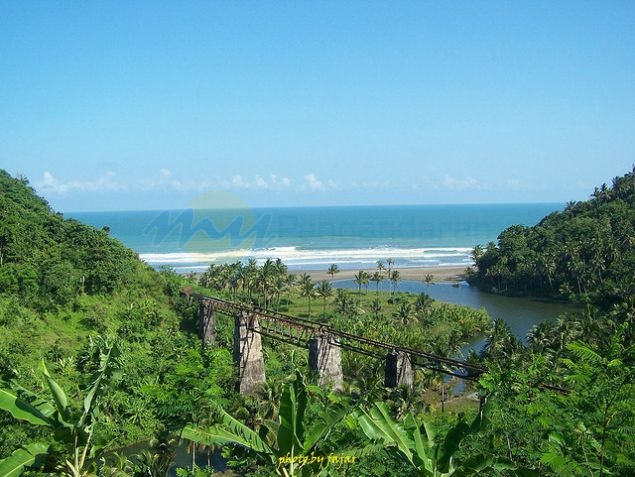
xmin=292 ymin=265 xmax=468 ymax=283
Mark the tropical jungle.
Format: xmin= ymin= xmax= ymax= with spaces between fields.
xmin=0 ymin=168 xmax=634 ymax=476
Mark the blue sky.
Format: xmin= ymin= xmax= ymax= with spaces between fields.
xmin=1 ymin=1 xmax=634 ymax=212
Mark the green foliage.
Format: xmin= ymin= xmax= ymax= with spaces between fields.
xmin=0 ymin=442 xmax=49 ymax=477
xmin=353 ymin=401 xmax=526 ymax=477
xmin=0 ymin=170 xmax=227 ymax=466
xmin=0 ymin=338 xmax=123 ymax=476
xmin=183 ymin=371 xmax=353 ymax=476
xmin=0 ymin=170 xmax=140 ymax=307
xmin=469 ymin=168 xmax=635 ymax=308
xmin=175 ymin=464 xmax=217 ymax=477
xmin=462 ymin=167 xmax=635 ymax=475
xmin=7 ymin=167 xmax=635 ymax=476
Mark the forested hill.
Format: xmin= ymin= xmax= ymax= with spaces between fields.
xmin=0 ymin=169 xmax=144 ymax=306
xmin=0 ymin=170 xmax=205 ymax=452
xmin=468 ymin=168 xmax=635 ymax=306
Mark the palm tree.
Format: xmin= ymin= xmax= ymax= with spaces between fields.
xmin=471 ymin=245 xmax=484 ymax=263
xmin=390 ymin=270 xmax=401 ymax=296
xmin=245 ymin=258 xmax=258 ymax=300
xmin=260 ymin=258 xmax=276 ymax=308
xmin=423 ymin=273 xmax=434 ymax=287
xmin=386 ymin=258 xmax=395 ymax=278
xmin=316 ymin=280 xmax=333 ymax=317
xmin=353 ymin=271 xmax=364 ymax=295
xmin=327 ymin=263 xmax=340 ymax=280
xmin=371 ymin=271 xmax=383 ymax=295
xmin=271 ymin=274 xmax=285 ymax=310
xmin=480 ymin=319 xmax=522 ymax=361
xmin=376 ymin=260 xmax=386 ymax=276
xmin=526 ymin=320 xmax=556 ymax=352
xmin=554 ymin=316 xmax=582 ymax=352
xmin=279 ymin=272 xmax=296 ymax=308
xmin=299 ymin=273 xmax=315 ymax=317
xmin=360 ymin=270 xmax=370 ymax=294
xmin=274 ymin=258 xmax=287 ymax=277
xmin=229 ymin=271 xmax=240 ymax=301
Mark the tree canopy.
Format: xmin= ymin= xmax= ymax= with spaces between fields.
xmin=468 ymin=168 xmax=635 ymax=308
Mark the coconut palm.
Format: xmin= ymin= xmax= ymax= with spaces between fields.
xmin=327 ymin=263 xmax=340 ymax=280
xmin=526 ymin=320 xmax=556 ymax=352
xmin=370 ymin=271 xmax=384 ymax=295
xmin=376 ymin=260 xmax=386 ymax=275
xmin=298 ymin=273 xmax=315 ymax=317
xmin=390 ymin=270 xmax=401 ymax=296
xmin=316 ymin=280 xmax=333 ymax=317
xmin=245 ymin=258 xmax=259 ymax=300
xmin=353 ymin=271 xmax=365 ymax=295
xmin=480 ymin=319 xmax=522 ymax=361
xmin=360 ymin=270 xmax=370 ymax=293
xmin=386 ymin=258 xmax=395 ymax=277
xmin=471 ymin=245 xmax=484 ymax=262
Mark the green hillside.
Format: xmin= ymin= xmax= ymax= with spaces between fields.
xmin=468 ymin=168 xmax=635 ymax=306
xmin=0 ymin=170 xmax=226 ymax=458
xmin=0 ymin=170 xmax=139 ymax=305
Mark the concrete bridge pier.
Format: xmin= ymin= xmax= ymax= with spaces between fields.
xmin=384 ymin=351 xmax=414 ymax=391
xmin=198 ymin=299 xmax=216 ymax=346
xmin=233 ymin=311 xmax=266 ymax=395
xmin=309 ymin=333 xmax=344 ymax=392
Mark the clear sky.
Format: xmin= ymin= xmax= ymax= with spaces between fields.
xmin=1 ymin=1 xmax=634 ymax=212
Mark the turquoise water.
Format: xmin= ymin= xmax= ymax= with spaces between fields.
xmin=67 ymin=203 xmax=562 ymax=273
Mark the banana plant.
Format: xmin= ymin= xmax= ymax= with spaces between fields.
xmin=0 ymin=338 xmax=121 ymax=477
xmin=182 ymin=370 xmax=351 ymax=476
xmin=355 ymin=401 xmax=532 ymax=476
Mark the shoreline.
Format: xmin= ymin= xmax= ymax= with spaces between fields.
xmin=291 ymin=265 xmax=468 ymax=283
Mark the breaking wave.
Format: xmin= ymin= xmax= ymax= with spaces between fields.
xmin=139 ymin=246 xmax=474 ymax=273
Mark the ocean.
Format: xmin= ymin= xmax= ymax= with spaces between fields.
xmin=67 ymin=203 xmax=562 ymax=274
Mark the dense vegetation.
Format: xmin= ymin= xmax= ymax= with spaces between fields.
xmin=1 ymin=169 xmax=634 ymax=476
xmin=463 ymin=168 xmax=635 ymax=475
xmin=0 ymin=170 xmax=220 ymax=470
xmin=0 ymin=171 xmax=492 ymax=476
xmin=467 ymin=168 xmax=635 ymax=308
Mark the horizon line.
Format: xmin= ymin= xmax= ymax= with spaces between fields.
xmin=62 ymin=201 xmax=566 ymax=215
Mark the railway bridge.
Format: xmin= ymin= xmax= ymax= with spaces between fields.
xmin=197 ymin=295 xmax=487 ymax=395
